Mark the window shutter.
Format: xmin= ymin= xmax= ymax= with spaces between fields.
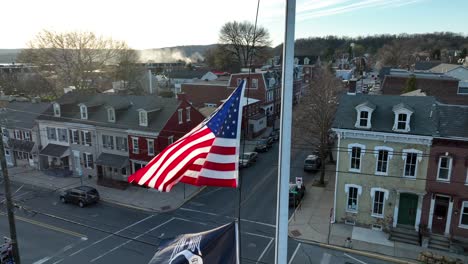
xmin=80 ymin=131 xmax=85 ymax=145
xmin=82 ymin=153 xmax=86 ymax=166
xmin=90 ymin=154 xmax=94 ymax=168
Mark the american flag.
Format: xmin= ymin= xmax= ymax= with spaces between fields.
xmin=128 ymin=80 xmax=246 ymax=192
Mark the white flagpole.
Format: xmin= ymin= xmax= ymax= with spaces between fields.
xmin=235 ymin=220 xmax=240 ymax=264
xmin=275 ymin=0 xmax=296 ymax=263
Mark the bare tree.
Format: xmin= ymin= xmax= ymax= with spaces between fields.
xmin=376 ymin=39 xmax=417 ymax=68
xmin=17 ymin=30 xmax=132 ymax=92
xmin=293 ymin=65 xmax=344 ymax=185
xmin=114 ymin=49 xmax=145 ymax=95
xmin=219 ymin=21 xmax=271 ymax=68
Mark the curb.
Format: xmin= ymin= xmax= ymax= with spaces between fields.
xmin=291 ymin=236 xmax=418 ymax=264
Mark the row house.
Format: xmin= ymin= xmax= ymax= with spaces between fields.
xmin=332 ymin=95 xmax=436 ymax=233
xmin=0 ymin=101 xmax=50 ymax=169
xmin=421 ymin=104 xmax=468 ymax=244
xmin=36 ymin=92 xmax=204 ymax=187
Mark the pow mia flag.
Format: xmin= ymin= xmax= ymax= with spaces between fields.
xmin=149 ymin=222 xmax=239 ymax=264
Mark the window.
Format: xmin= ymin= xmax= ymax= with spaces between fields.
xmin=139 ymin=111 xmax=147 ymax=126
xmin=458 ymin=85 xmax=468 ymax=95
xmin=372 ymin=190 xmax=386 ymax=218
xmin=397 ymin=113 xmax=407 ymax=130
xmin=102 ymin=135 xmax=114 ymax=150
xmin=70 ymin=130 xmax=79 ymax=144
xmin=376 ymin=150 xmax=389 ymax=174
xmin=57 ymin=128 xmax=68 ymax=142
xmin=459 ymin=201 xmax=468 ymax=228
xmin=22 ymin=131 xmax=31 ymax=141
xmin=204 ymin=103 xmax=217 ymax=108
xmin=168 ymin=136 xmax=174 ymax=145
xmin=359 ymin=111 xmax=368 ymax=127
xmin=116 ymin=136 xmax=128 ymax=152
xmin=14 ymin=130 xmax=21 ymax=139
xmin=252 ymin=78 xmax=258 ymax=88
xmin=347 ymin=187 xmax=358 ymax=212
xmin=107 ymin=107 xmax=115 ymax=122
xmin=178 ymin=109 xmax=183 ymax=124
xmin=350 ymin=147 xmax=361 ymax=171
xmin=82 ymin=131 xmax=92 ymax=146
xmin=404 ymin=152 xmax=418 ymax=177
xmin=2 ymin=128 xmax=9 ymax=138
xmin=53 ymin=103 xmax=60 ymax=117
xmin=83 ymin=153 xmax=93 ymax=169
xmin=132 ymin=137 xmax=139 ymax=154
xmin=437 ymin=156 xmax=452 ymax=181
xmin=80 ymin=105 xmax=88 ymax=120
xmin=47 ymin=127 xmax=57 ymax=141
xmin=147 ymin=139 xmax=154 ymax=156
xmin=121 ymin=167 xmax=127 ymax=176
xmin=267 ymin=90 xmax=274 ymax=102
xmin=186 ymin=107 xmax=191 ymax=122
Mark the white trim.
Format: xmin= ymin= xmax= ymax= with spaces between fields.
xmin=186 ymin=107 xmax=191 ymax=122
xmin=436 ymin=155 xmax=452 ymax=182
xmin=333 ymin=128 xmax=433 ymax=146
xmin=139 ymin=110 xmax=148 ymax=127
xmin=126 ymin=130 xmax=159 ymax=137
xmin=348 ymin=143 xmax=365 ymax=172
xmin=428 ymin=196 xmax=435 ymax=230
xmin=374 ymin=146 xmax=393 ymax=176
xmin=345 ymin=184 xmax=362 ymax=213
xmin=354 ymin=104 xmax=374 ymax=129
xmin=178 ymin=109 xmax=183 ymax=124
xmin=168 ymin=135 xmax=174 ymax=145
xmin=445 ymin=199 xmax=454 ymax=235
xmin=370 ymin=188 xmax=389 ymax=218
xmin=332 ymin=134 xmax=341 ymax=223
xmin=107 ymin=107 xmax=116 ymax=123
xmin=53 ymin=103 xmax=61 ymax=117
xmin=402 ymin=149 xmax=423 ymax=178
xmin=392 ymin=108 xmax=412 ymax=133
xmin=79 ymin=104 xmax=88 ymax=120
xmin=147 ymin=139 xmax=154 ymax=156
xmin=131 ymin=137 xmax=139 ymax=154
xmin=459 ymin=201 xmax=468 ymax=229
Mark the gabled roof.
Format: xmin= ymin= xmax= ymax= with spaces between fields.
xmin=0 ymin=101 xmax=50 ymax=129
xmin=355 ymin=101 xmax=376 ymax=111
xmin=392 ymin=102 xmax=414 ymax=113
xmin=37 ymin=92 xmax=180 ymax=132
xmin=332 ymin=94 xmax=437 ymax=136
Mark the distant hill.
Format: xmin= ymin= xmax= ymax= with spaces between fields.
xmin=0 ymin=45 xmax=217 ymax=64
xmin=0 ymin=49 xmax=21 ymax=63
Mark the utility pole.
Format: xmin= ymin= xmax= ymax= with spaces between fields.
xmin=0 ymin=136 xmax=21 ymax=264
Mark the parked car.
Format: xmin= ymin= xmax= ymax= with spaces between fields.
xmin=254 ymin=139 xmax=272 ymax=152
xmin=270 ymin=129 xmax=280 ymax=141
xmin=262 ymin=136 xmax=274 ymax=147
xmin=239 ymin=152 xmax=258 ymax=168
xmin=60 ymin=186 xmax=100 ymax=208
xmin=303 ymin=154 xmax=321 ymax=172
xmin=289 ymin=183 xmax=306 ymax=207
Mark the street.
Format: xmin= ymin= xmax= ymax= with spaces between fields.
xmin=0 ymin=142 xmax=391 ymax=264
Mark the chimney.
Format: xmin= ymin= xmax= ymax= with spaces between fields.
xmin=148 ymin=70 xmax=153 ymax=94
xmin=347 ymin=79 xmax=357 ymax=95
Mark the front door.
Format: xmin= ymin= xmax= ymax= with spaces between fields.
xmin=398 ymin=193 xmax=418 ymax=227
xmin=432 ymin=196 xmax=450 ymax=234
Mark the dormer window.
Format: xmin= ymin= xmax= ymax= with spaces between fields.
xmin=80 ymin=104 xmax=88 ymax=120
xmin=53 ymin=103 xmax=61 ymax=117
xmin=392 ymin=103 xmax=413 ymax=133
xmin=107 ymin=107 xmax=115 ymax=122
xmin=354 ymin=101 xmax=375 ymax=129
xmin=139 ymin=110 xmax=148 ymax=127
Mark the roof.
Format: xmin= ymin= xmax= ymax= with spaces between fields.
xmin=96 ymin=153 xmax=129 ymax=168
xmin=429 ymin=63 xmax=462 ymax=73
xmin=332 ymin=94 xmax=438 ymax=136
xmin=40 ymin=144 xmax=70 ymax=157
xmin=7 ymin=139 xmax=34 ymax=152
xmin=166 ymin=70 xmax=206 ymax=79
xmin=0 ymin=101 xmax=50 ymax=129
xmin=435 ymin=104 xmax=468 ymax=138
xmin=414 ymin=61 xmax=441 ymax=71
xmin=37 ymin=92 xmax=181 ymax=132
xmin=221 ymin=97 xmax=260 ymax=106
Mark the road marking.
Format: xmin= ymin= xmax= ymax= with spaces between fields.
xmin=90 ymin=218 xmax=174 ymax=262
xmin=174 ymin=217 xmax=209 ymax=226
xmin=320 ymin=253 xmax=331 ymax=264
xmin=288 ymin=243 xmax=301 ymax=264
xmin=69 ymin=214 xmax=154 ymax=256
xmin=33 ymin=257 xmax=51 ymax=264
xmin=0 ymin=213 xmax=86 ymax=239
xmin=52 ymin=259 xmax=64 ymax=264
xmin=256 ymin=238 xmax=274 ymax=264
xmin=344 ymin=253 xmax=368 ymax=264
xmin=244 ymin=231 xmax=274 ymax=240
xmin=179 ymin=207 xmax=276 ymax=228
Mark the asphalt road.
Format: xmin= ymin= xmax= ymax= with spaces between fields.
xmin=0 ymin=142 xmax=391 ymax=264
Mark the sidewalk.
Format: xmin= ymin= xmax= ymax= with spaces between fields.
xmin=8 ymin=166 xmax=202 ymax=213
xmin=288 ymin=164 xmax=468 ymax=263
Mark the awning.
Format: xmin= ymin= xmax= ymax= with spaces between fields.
xmin=7 ymin=139 xmax=35 ymax=153
xmin=39 ymin=144 xmax=70 ymax=158
xmin=96 ymin=153 xmax=129 ymax=168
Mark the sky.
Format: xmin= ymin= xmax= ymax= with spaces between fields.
xmin=2 ymin=0 xmax=467 ymax=50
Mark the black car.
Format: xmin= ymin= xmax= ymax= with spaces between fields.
xmin=254 ymin=139 xmax=272 ymax=152
xmin=60 ymin=186 xmax=100 ymax=208
xmin=289 ymin=184 xmax=305 ymax=207
xmin=270 ymin=130 xmax=280 ymax=141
